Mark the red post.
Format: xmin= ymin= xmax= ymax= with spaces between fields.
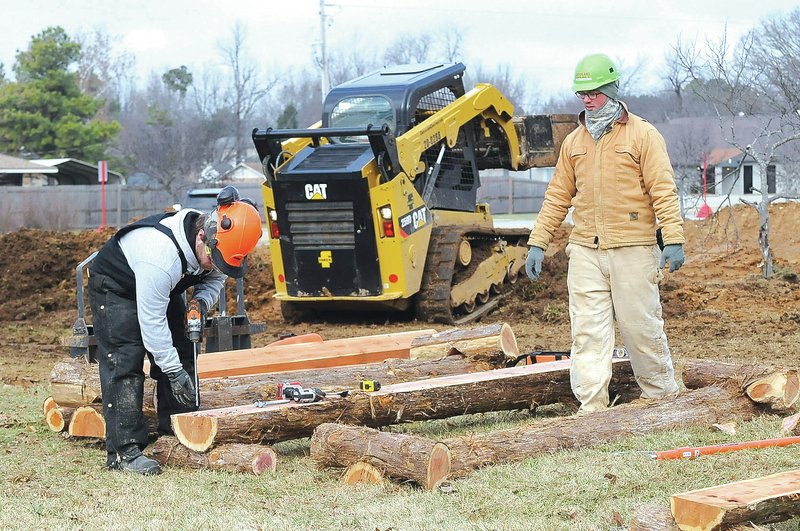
xmin=697 ymin=152 xmax=712 ymax=219
xmin=98 ymin=160 xmax=108 ymax=230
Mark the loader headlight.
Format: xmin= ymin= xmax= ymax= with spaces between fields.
xmin=380 ymin=206 xmax=392 ymax=220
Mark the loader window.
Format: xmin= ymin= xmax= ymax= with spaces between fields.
xmin=329 ymin=96 xmax=395 ymax=143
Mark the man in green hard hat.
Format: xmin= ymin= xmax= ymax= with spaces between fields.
xmin=524 ymin=53 xmax=685 ymax=414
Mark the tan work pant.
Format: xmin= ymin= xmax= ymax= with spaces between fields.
xmin=566 ymin=243 xmax=678 ymax=413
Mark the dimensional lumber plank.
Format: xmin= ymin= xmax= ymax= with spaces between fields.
xmin=68 ymin=405 xmax=106 ymax=439
xmin=311 ymin=423 xmax=451 ymax=490
xmin=191 ymin=328 xmax=437 ymax=378
xmin=670 ymin=469 xmax=800 ymax=530
xmin=173 ymin=359 xmax=638 ymax=451
xmin=51 ymin=353 xmax=498 ymax=411
xmin=681 ymin=358 xmax=799 ymax=412
xmin=408 ymin=323 xmax=518 ymax=363
xmin=45 ymin=406 xmax=74 ymax=432
xmin=148 ymin=436 xmax=277 ymax=475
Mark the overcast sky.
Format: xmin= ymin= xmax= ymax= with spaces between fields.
xmin=1 ymin=0 xmax=797 ymax=103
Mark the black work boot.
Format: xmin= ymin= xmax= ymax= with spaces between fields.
xmin=116 ymin=446 xmax=161 ymax=476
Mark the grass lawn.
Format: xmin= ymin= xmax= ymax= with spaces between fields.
xmin=1 ymin=383 xmax=798 ymax=530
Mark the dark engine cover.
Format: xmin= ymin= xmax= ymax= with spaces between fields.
xmin=273 ymin=144 xmax=382 ymax=297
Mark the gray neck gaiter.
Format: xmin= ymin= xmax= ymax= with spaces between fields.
xmin=585 ymin=99 xmax=623 ymax=141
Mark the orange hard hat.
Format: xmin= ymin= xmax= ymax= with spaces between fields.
xmin=204 ymin=194 xmax=262 ymax=278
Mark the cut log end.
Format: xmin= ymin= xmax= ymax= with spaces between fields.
xmin=782 ymin=412 xmax=800 ymax=436
xmin=343 ymin=462 xmax=386 ymax=485
xmin=426 ymin=442 xmax=452 ymax=491
xmin=250 ymin=449 xmax=278 ymax=475
xmin=743 ymin=369 xmax=799 ymax=411
xmin=43 ymin=396 xmax=57 ymax=417
xmin=45 ymin=408 xmax=66 ymax=432
xmin=172 ymin=414 xmax=217 ymax=452
xmin=498 ymin=322 xmax=519 ymax=358
xmin=67 ymin=406 xmax=106 ymax=439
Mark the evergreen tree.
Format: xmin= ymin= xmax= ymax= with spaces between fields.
xmin=0 ymin=27 xmax=120 ymax=160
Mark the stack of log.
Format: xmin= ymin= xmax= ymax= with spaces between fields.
xmin=44 ymin=324 xmax=524 ymax=464
xmin=45 ymin=324 xmax=800 ymax=527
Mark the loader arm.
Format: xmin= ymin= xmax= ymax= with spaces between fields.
xmin=394 ymin=83 xmax=520 ymax=180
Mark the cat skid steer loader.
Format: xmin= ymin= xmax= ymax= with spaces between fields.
xmin=252 ymin=63 xmax=576 ymax=324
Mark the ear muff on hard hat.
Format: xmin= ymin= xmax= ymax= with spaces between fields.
xmin=204 ymin=199 xmax=263 ymax=279
xmin=572 ymin=53 xmax=620 ymax=92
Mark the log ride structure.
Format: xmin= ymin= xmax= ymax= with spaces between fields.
xmin=148 ymin=436 xmax=277 ymax=475
xmin=172 ymin=359 xmax=638 ymax=452
xmin=670 ymin=469 xmax=800 ymax=530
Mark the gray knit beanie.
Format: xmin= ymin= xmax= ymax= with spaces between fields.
xmin=597 ymin=81 xmax=620 ymax=100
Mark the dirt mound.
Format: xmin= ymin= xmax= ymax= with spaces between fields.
xmin=0 ymin=228 xmax=115 ymax=321
xmin=0 ymin=227 xmax=279 ymax=324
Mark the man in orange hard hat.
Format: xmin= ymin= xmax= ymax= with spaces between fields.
xmin=88 ymin=186 xmax=262 ymax=474
xmin=525 ymin=54 xmax=685 ymax=415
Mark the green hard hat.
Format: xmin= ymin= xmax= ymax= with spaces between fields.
xmin=572 ymin=54 xmax=620 ymax=92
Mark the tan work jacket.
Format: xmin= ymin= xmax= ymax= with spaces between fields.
xmin=527 ymin=104 xmax=684 ymax=250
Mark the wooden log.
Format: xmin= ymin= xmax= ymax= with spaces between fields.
xmin=173 ymin=359 xmax=637 ymax=452
xmin=311 ymin=423 xmax=450 ymax=490
xmin=444 ymin=386 xmax=761 ymax=478
xmin=51 ymin=353 xmax=498 ymax=410
xmin=45 ymin=406 xmax=74 ymax=432
xmin=266 ymin=333 xmax=323 ymax=347
xmin=670 ymin=469 xmax=800 ymax=530
xmin=306 ymin=387 xmax=761 ymax=485
xmin=68 ymin=405 xmax=106 ymax=439
xmin=629 ymin=503 xmax=680 ymax=531
xmin=151 ymin=328 xmax=437 ymax=379
xmin=628 ymin=504 xmax=755 ymax=531
xmin=50 ymin=357 xmax=157 ymax=410
xmin=409 ymin=323 xmax=518 ymax=363
xmin=148 ymin=436 xmax=277 ymax=475
xmin=681 ymin=358 xmax=799 ymax=412
xmin=782 ymin=411 xmax=800 ymax=436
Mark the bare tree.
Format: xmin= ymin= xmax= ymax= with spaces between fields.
xmin=219 ymin=22 xmax=277 ymax=163
xmin=383 ymin=33 xmax=433 ymax=65
xmin=467 ymin=63 xmax=527 ymax=112
xmin=675 ymin=13 xmax=800 ymax=278
xmin=75 ymin=28 xmax=136 ymax=116
xmin=663 ymin=47 xmax=692 ymax=116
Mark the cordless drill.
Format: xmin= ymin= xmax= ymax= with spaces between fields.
xmin=186 ymin=299 xmax=203 ymax=407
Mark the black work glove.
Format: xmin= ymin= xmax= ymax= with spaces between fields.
xmin=167 ymin=368 xmax=197 ymax=409
xmin=197 ymin=299 xmax=209 ymax=324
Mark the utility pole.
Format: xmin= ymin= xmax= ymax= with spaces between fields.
xmin=319 ymin=0 xmax=330 ymax=100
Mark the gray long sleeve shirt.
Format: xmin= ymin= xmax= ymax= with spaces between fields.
xmin=118 ymin=209 xmax=225 ymax=374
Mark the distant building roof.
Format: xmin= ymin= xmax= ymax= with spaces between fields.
xmin=0 ymin=153 xmax=57 ymax=173
xmin=31 ymin=158 xmax=124 ymax=185
xmin=0 ymin=154 xmax=125 ymax=185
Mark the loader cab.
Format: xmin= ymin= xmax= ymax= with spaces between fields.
xmin=322 ymin=63 xmax=467 ymax=139
xmin=322 ymin=63 xmax=480 ymax=212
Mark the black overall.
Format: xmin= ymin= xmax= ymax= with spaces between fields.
xmin=88 ymin=212 xmax=207 ymax=465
